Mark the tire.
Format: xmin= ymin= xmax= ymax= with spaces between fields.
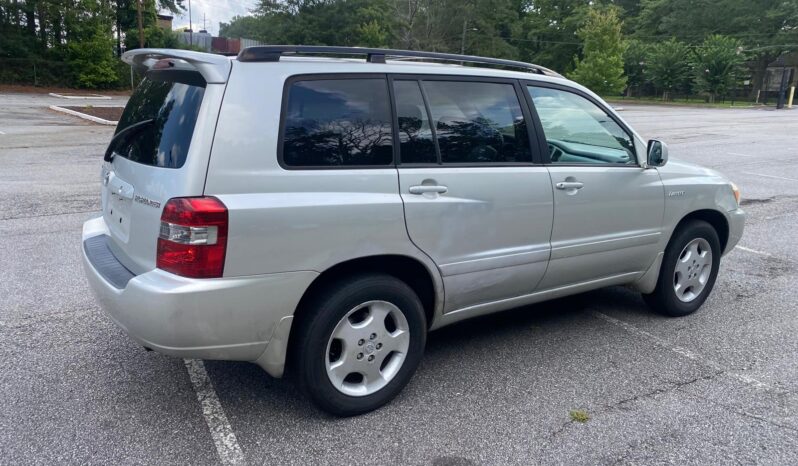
xmin=292 ymin=274 xmax=427 ymax=416
xmin=643 ymin=220 xmax=721 ymax=317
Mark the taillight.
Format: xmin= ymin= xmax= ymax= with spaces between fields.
xmin=157 ymin=197 xmax=228 ymax=278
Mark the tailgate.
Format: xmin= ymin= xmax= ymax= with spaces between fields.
xmin=101 ymin=55 xmax=229 ymax=274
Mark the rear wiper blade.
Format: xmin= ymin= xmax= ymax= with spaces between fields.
xmin=104 ymin=119 xmax=155 ymax=162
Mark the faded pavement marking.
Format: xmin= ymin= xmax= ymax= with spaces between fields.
xmin=184 ymin=359 xmax=246 ymax=465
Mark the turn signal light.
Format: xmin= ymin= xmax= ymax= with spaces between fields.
xmin=156 ymin=197 xmax=228 ymax=278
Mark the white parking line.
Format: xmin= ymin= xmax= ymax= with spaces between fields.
xmin=591 ymin=311 xmax=771 ymax=390
xmin=742 ymin=171 xmax=798 ymax=182
xmin=183 ymin=359 xmax=247 ymax=465
xmin=735 ymin=245 xmax=772 ymax=257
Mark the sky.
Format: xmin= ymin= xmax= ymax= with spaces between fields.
xmin=169 ymin=0 xmax=258 ymax=36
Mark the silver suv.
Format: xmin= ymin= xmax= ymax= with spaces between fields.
xmin=82 ymin=46 xmax=745 ymax=416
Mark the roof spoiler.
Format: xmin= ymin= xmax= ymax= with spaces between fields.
xmin=121 ymin=48 xmax=232 ymax=84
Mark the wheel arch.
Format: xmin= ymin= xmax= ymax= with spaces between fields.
xmin=633 ymin=208 xmax=730 ymax=294
xmin=673 ymin=209 xmax=730 ymax=253
xmin=283 ymin=254 xmax=441 ymax=373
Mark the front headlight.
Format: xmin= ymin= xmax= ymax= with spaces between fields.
xmin=730 ymin=182 xmax=741 ymax=205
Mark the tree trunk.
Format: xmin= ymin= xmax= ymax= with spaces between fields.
xmin=460 ymin=18 xmax=467 ymax=55
xmin=24 ymin=1 xmax=36 ymax=37
xmin=37 ymin=2 xmax=47 ymax=47
xmin=13 ymin=0 xmax=21 ymax=25
xmin=137 ymin=0 xmax=144 ymax=48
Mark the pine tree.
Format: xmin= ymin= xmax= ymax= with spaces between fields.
xmin=568 ymin=7 xmax=627 ymax=96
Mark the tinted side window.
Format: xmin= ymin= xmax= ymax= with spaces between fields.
xmin=422 ymin=81 xmax=532 ymax=164
xmin=527 ymin=86 xmax=636 ymax=165
xmin=282 ymin=79 xmax=393 ymax=167
xmin=393 ymin=80 xmax=437 ymax=164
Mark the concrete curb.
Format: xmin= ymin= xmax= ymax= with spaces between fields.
xmin=49 ymin=105 xmax=119 ymax=126
xmin=48 ymin=92 xmax=112 ymax=100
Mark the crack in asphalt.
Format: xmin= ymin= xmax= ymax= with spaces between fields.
xmin=609 ymin=371 xmax=724 ymax=410
xmin=688 ymin=391 xmax=798 ymax=434
xmin=0 ymin=307 xmax=95 ymax=331
xmin=535 ymin=371 xmax=723 ymax=457
xmin=1 ymin=208 xmax=98 ymax=221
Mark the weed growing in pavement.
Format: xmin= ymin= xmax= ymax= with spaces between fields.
xmin=569 ymin=409 xmax=590 ymax=423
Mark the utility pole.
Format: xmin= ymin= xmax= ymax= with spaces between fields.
xmin=136 ymin=0 xmax=144 ymax=48
xmin=188 ymin=0 xmax=193 ymax=45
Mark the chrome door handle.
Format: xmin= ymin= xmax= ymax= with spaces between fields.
xmin=409 ymin=185 xmax=448 ymax=195
xmin=555 ymin=181 xmax=584 ymax=190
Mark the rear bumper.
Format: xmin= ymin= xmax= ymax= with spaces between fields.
xmin=81 ymin=216 xmax=317 ymax=376
xmin=725 ymin=207 xmax=745 ymax=254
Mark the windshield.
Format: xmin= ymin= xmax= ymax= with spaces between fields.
xmin=110 ymin=70 xmax=206 ymax=168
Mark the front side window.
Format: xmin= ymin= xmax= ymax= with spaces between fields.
xmin=527 ymin=86 xmax=636 ymax=165
xmin=282 ymin=78 xmax=393 ymax=167
xmin=422 ymin=81 xmax=532 ymax=164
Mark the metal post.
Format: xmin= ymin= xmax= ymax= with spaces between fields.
xmin=776 ymin=56 xmax=787 ymax=109
xmin=789 ymin=86 xmax=795 ymax=109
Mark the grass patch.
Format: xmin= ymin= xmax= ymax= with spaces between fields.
xmin=569 ymin=409 xmax=590 ymax=423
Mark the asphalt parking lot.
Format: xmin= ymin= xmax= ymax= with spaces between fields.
xmin=1 ymin=92 xmax=797 ymax=465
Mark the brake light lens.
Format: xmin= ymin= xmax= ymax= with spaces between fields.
xmin=157 ymin=197 xmax=228 ymax=278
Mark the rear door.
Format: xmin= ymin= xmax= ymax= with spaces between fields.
xmin=393 ymin=76 xmax=554 ymax=313
xmin=102 ymin=64 xmax=223 ymax=274
xmin=524 ymin=83 xmax=664 ymax=290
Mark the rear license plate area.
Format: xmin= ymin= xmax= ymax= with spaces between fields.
xmin=106 ymin=175 xmax=134 ymax=242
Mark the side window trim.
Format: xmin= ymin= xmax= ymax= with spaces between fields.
xmin=388 ymin=73 xmax=543 ymax=167
xmin=416 ymin=79 xmax=443 ymax=164
xmin=521 ymin=80 xmax=640 ymax=167
xmin=388 ymin=76 xmax=442 ymax=165
xmin=277 ymin=73 xmax=396 ymax=170
xmin=512 ymin=79 xmax=547 ymax=165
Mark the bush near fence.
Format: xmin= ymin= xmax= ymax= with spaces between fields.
xmin=0 ymin=58 xmax=145 ymax=90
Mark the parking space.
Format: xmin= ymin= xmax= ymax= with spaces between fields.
xmin=1 ymin=94 xmax=796 ymax=464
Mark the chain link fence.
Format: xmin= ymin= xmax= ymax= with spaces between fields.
xmin=0 ymin=57 xmax=141 ymax=89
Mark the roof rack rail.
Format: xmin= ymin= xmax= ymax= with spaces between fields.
xmin=237 ymin=45 xmax=562 ymax=77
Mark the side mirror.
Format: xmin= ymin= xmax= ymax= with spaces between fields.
xmin=647 ymin=139 xmax=668 ymax=167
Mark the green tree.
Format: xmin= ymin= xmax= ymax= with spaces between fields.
xmin=518 ymin=0 xmax=585 ymax=72
xmin=67 ymin=27 xmax=118 ymax=88
xmin=635 ymin=0 xmax=798 ymax=95
xmin=219 ymin=15 xmax=265 ymax=39
xmin=645 ymin=38 xmax=691 ymax=100
xmin=568 ymin=6 xmax=627 ymax=95
xmin=623 ymin=39 xmax=650 ymax=96
xmin=692 ymin=34 xmax=744 ymax=103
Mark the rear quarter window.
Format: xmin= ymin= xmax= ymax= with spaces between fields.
xmin=281 ymin=78 xmax=394 ymax=168
xmin=111 ymin=71 xmax=206 ymax=169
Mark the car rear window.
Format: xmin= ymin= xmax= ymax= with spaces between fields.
xmin=110 ymin=70 xmax=206 ymax=169
xmin=281 ymin=78 xmax=393 ymax=167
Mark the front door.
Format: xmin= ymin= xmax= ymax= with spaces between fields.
xmin=393 ymin=77 xmax=554 ymax=312
xmin=525 ymin=84 xmax=665 ymax=290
